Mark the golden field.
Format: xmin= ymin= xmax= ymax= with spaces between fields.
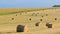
xmin=0 ymin=7 xmax=60 ymax=34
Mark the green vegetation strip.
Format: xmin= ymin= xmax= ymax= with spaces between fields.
xmin=0 ymin=7 xmax=60 ymax=15
xmin=0 ymin=8 xmax=45 ymax=15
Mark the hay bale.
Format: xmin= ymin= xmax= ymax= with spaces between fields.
xmin=35 ymin=14 xmax=37 ymax=16
xmin=32 ymin=13 xmax=35 ymax=16
xmin=46 ymin=23 xmax=49 ymax=26
xmin=16 ymin=25 xmax=27 ymax=32
xmin=35 ymin=22 xmax=40 ymax=26
xmin=12 ymin=18 xmax=14 ymax=20
xmin=46 ymin=14 xmax=48 ymax=16
xmin=37 ymin=13 xmax=39 ymax=14
xmin=46 ymin=23 xmax=52 ymax=28
xmin=33 ymin=13 xmax=35 ymax=14
xmin=32 ymin=14 xmax=34 ymax=16
xmin=16 ymin=14 xmax=17 ymax=16
xmin=48 ymin=24 xmax=52 ymax=28
xmin=41 ymin=16 xmax=44 ymax=17
xmin=29 ymin=18 xmax=31 ymax=21
xmin=40 ymin=19 xmax=42 ymax=21
xmin=55 ymin=18 xmax=57 ymax=20
xmin=20 ymin=13 xmax=22 ymax=15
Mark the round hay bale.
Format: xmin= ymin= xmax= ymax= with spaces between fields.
xmin=33 ymin=13 xmax=35 ymax=14
xmin=46 ymin=23 xmax=49 ymax=26
xmin=16 ymin=25 xmax=27 ymax=32
xmin=24 ymin=25 xmax=27 ymax=32
xmin=16 ymin=14 xmax=17 ymax=16
xmin=35 ymin=22 xmax=40 ymax=26
xmin=35 ymin=14 xmax=37 ymax=16
xmin=46 ymin=23 xmax=52 ymax=28
xmin=37 ymin=13 xmax=39 ymax=14
xmin=12 ymin=18 xmax=14 ymax=20
xmin=29 ymin=18 xmax=31 ymax=21
xmin=41 ymin=16 xmax=44 ymax=18
xmin=32 ymin=13 xmax=35 ymax=16
xmin=40 ymin=19 xmax=42 ymax=21
xmin=32 ymin=14 xmax=34 ymax=16
xmin=55 ymin=18 xmax=57 ymax=20
xmin=48 ymin=24 xmax=52 ymax=28
xmin=46 ymin=14 xmax=48 ymax=16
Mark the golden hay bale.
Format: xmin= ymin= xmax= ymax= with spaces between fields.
xmin=46 ymin=23 xmax=52 ymax=28
xmin=32 ymin=13 xmax=35 ymax=16
xmin=55 ymin=18 xmax=57 ymax=20
xmin=37 ymin=13 xmax=39 ymax=14
xmin=16 ymin=14 xmax=17 ymax=16
xmin=35 ymin=22 xmax=40 ymax=26
xmin=29 ymin=18 xmax=31 ymax=21
xmin=35 ymin=14 xmax=37 ymax=16
xmin=12 ymin=18 xmax=14 ymax=20
xmin=41 ymin=16 xmax=44 ymax=18
xmin=48 ymin=24 xmax=52 ymax=28
xmin=46 ymin=14 xmax=48 ymax=16
xmin=32 ymin=14 xmax=34 ymax=16
xmin=16 ymin=25 xmax=27 ymax=32
xmin=40 ymin=19 xmax=42 ymax=21
xmin=46 ymin=23 xmax=49 ymax=26
xmin=24 ymin=25 xmax=27 ymax=32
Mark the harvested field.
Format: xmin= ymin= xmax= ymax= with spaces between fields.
xmin=0 ymin=7 xmax=60 ymax=34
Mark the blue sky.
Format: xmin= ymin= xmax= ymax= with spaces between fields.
xmin=0 ymin=0 xmax=60 ymax=8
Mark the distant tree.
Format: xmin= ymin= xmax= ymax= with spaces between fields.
xmin=53 ymin=5 xmax=60 ymax=7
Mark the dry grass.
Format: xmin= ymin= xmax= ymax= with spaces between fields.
xmin=0 ymin=8 xmax=60 ymax=34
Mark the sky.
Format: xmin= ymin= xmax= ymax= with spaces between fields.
xmin=0 ymin=0 xmax=60 ymax=8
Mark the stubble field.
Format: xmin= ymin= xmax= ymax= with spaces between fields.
xmin=0 ymin=8 xmax=60 ymax=34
